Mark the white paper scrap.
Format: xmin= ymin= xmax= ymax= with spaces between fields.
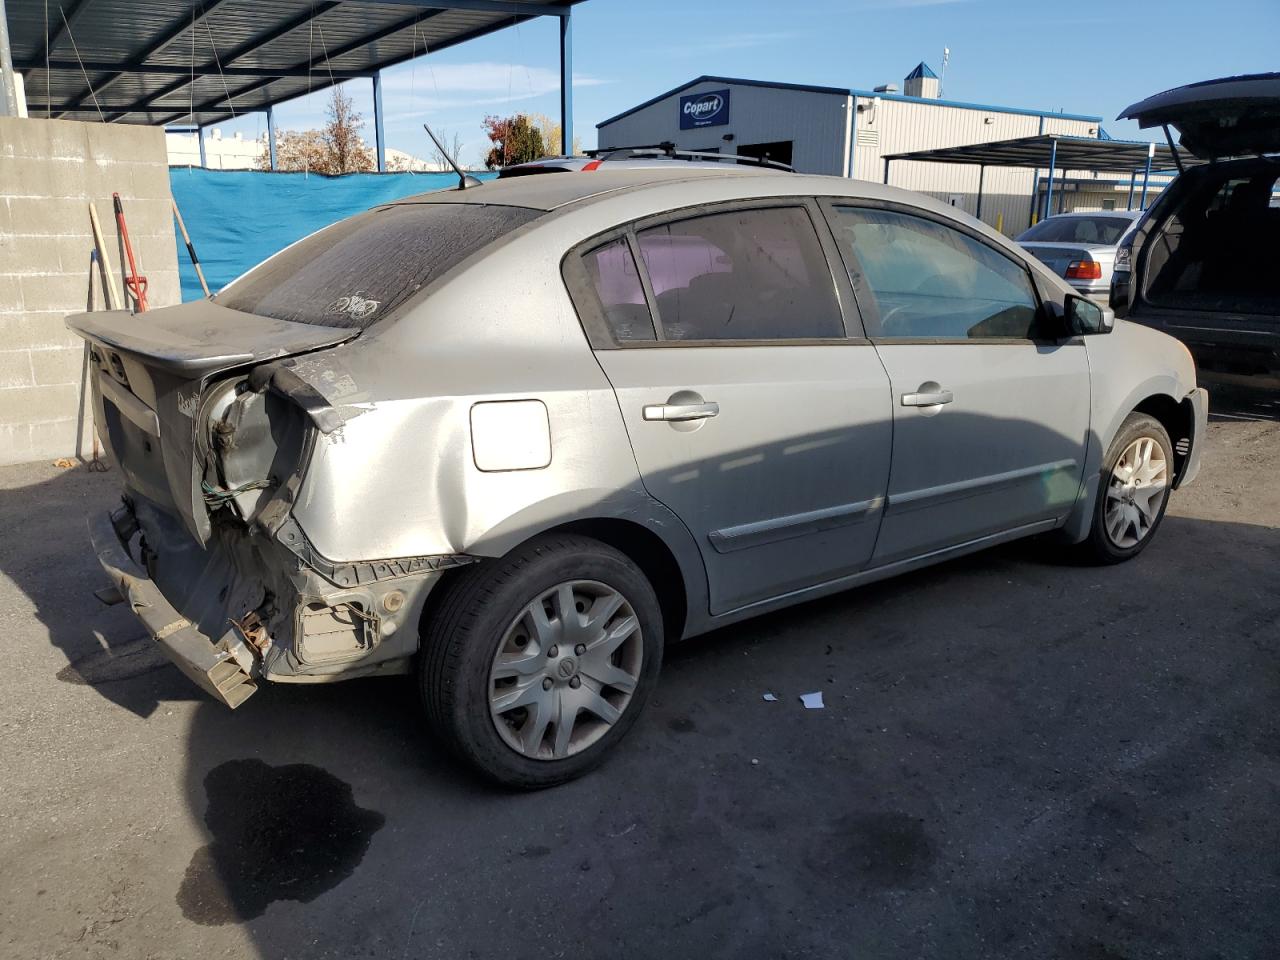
xmin=762 ymin=693 xmax=778 ymax=702
xmin=799 ymin=692 xmax=825 ymax=709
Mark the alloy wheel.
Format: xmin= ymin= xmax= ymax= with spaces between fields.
xmin=1104 ymin=436 xmax=1169 ymax=549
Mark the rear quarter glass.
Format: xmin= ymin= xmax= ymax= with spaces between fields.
xmin=216 ymin=203 xmax=544 ymax=329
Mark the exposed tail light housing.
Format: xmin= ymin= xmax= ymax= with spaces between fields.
xmin=1065 ymin=259 xmax=1103 ymax=281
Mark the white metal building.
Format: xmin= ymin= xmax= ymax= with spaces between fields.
xmin=596 ymin=65 xmax=1117 ymax=234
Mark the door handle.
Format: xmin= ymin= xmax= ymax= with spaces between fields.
xmin=643 ymin=401 xmax=720 ymax=422
xmin=901 ymin=389 xmax=953 ymax=407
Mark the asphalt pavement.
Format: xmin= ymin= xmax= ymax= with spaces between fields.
xmin=1 ymin=388 xmax=1277 ymax=960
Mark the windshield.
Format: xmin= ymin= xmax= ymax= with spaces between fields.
xmin=216 ymin=203 xmax=543 ymax=329
xmin=1018 ymin=215 xmax=1136 ymax=245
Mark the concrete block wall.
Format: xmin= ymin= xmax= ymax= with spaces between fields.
xmin=0 ymin=118 xmax=180 ymax=466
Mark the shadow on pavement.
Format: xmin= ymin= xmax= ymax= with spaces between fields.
xmin=3 ymin=422 xmax=1278 ymax=958
xmin=0 ymin=463 xmax=200 ymax=717
xmin=172 ymin=513 xmax=1280 ymax=960
xmin=1204 ymin=380 xmax=1280 ymax=423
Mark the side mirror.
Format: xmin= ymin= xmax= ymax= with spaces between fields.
xmin=1065 ymin=294 xmax=1115 ymax=336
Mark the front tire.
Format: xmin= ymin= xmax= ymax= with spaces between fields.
xmin=420 ymin=534 xmax=663 ymax=789
xmin=1079 ymin=412 xmax=1174 ymax=564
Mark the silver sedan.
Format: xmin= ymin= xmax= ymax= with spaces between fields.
xmin=1017 ymin=210 xmax=1142 ymax=300
xmin=70 ymin=168 xmax=1207 ymax=787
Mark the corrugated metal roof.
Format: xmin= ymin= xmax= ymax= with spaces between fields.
xmin=882 ymin=133 xmax=1199 ymax=173
xmin=8 ymin=0 xmax=582 ymax=126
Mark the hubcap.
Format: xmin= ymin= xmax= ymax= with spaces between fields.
xmin=1104 ymin=436 xmax=1169 ymax=549
xmin=488 ymin=580 xmax=643 ymax=761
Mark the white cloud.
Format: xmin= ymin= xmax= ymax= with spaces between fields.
xmin=380 ymin=61 xmax=607 ymax=98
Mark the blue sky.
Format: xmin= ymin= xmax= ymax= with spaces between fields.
xmin=211 ymin=0 xmax=1280 ymax=167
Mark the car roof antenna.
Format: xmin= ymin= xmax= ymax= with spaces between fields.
xmin=423 ymin=123 xmax=483 ymax=190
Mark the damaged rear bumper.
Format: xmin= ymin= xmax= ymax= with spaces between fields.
xmin=89 ymin=508 xmax=258 ymax=708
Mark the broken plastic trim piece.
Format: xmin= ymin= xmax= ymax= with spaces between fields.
xmin=248 ymin=362 xmax=352 ymax=435
xmin=275 ymin=518 xmax=479 ymax=589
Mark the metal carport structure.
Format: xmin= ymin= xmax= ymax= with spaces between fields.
xmin=1 ymin=0 xmax=583 ymax=170
xmin=882 ymin=133 xmax=1197 ymax=226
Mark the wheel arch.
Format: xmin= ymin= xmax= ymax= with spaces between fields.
xmin=421 ymin=491 xmax=707 ymax=646
xmin=1060 ymin=382 xmax=1188 ymax=544
xmin=1132 ymin=392 xmax=1194 ymax=483
xmin=549 ymin=517 xmax=689 ymax=643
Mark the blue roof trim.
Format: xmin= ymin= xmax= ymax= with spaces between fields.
xmin=595 ymin=75 xmax=1104 ymax=129
xmin=850 ymin=89 xmax=1102 ymax=123
xmin=906 ymin=62 xmax=938 ymax=80
xmin=596 ymin=75 xmax=850 ymax=128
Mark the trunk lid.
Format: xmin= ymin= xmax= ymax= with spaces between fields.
xmin=1119 ymin=73 xmax=1280 ymax=160
xmin=68 ymin=299 xmax=357 ymax=543
xmin=1019 ymin=243 xmax=1116 ymax=278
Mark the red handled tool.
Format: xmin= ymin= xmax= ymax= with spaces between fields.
xmin=113 ymin=192 xmax=149 ymax=312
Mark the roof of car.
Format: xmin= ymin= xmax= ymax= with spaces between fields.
xmin=389 ymin=166 xmax=790 ymax=212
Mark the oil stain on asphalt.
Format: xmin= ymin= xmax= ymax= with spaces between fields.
xmin=177 ymin=759 xmax=385 ymax=925
xmin=808 ymin=812 xmax=936 ymax=889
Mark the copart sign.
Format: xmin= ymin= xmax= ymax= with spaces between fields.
xmin=679 ymin=89 xmax=730 ymax=129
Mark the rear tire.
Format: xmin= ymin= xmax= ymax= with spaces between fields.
xmin=1078 ymin=412 xmax=1174 ymax=564
xmin=420 ymin=534 xmax=663 ymax=789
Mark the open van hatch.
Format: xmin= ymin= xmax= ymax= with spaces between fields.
xmin=1119 ymin=72 xmax=1280 ymax=159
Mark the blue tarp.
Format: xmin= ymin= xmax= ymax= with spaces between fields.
xmin=168 ymin=168 xmax=494 ymax=302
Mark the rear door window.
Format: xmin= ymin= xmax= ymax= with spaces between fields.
xmin=634 ymin=206 xmax=845 ymax=341
xmin=216 ymin=203 xmax=543 ymax=329
xmin=581 ymin=239 xmax=656 ymax=342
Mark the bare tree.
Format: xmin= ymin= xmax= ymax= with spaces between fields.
xmin=428 ymin=131 xmax=466 ymax=172
xmin=259 ymin=86 xmax=375 ymax=174
xmin=323 ymin=87 xmax=374 ymax=174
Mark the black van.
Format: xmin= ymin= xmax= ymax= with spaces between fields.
xmin=1111 ymin=73 xmax=1280 ymax=382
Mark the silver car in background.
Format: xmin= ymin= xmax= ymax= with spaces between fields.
xmin=1017 ymin=210 xmax=1142 ymax=300
xmin=70 ymin=168 xmax=1207 ymax=788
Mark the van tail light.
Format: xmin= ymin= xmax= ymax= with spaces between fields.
xmin=1066 ymin=259 xmax=1102 ymax=281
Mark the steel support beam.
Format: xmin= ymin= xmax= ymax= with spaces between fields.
xmin=335 ymin=0 xmax=571 ymax=14
xmin=113 ymin=1 xmax=344 ymax=122
xmin=163 ymin=6 xmax=519 ymax=127
xmin=267 ymin=106 xmax=277 ymax=171
xmin=1126 ymin=169 xmax=1137 ymax=210
xmin=59 ymin=0 xmax=234 ymax=117
xmin=1043 ymin=138 xmax=1058 ymax=221
xmin=883 ymin=157 xmax=890 ymax=185
xmin=975 ymin=164 xmax=985 ymax=220
xmin=197 ymin=126 xmax=207 ymax=168
xmin=23 ymin=59 xmax=374 ymax=79
xmin=37 ymin=0 xmax=93 ymax=61
xmin=155 ymin=2 xmax=564 ymax=128
xmin=0 ymin=0 xmax=19 ymax=116
xmin=559 ymin=9 xmax=572 ymax=155
xmin=373 ymin=72 xmax=385 ymax=171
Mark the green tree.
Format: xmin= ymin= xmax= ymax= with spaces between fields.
xmin=481 ymin=113 xmax=547 ymax=170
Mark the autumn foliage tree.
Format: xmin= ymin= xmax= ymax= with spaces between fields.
xmin=481 ymin=113 xmax=547 ymax=169
xmin=260 ymin=87 xmax=376 ymax=174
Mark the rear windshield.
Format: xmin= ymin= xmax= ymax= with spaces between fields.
xmin=1018 ymin=216 xmax=1135 ymax=245
xmin=216 ymin=202 xmax=543 ymax=329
